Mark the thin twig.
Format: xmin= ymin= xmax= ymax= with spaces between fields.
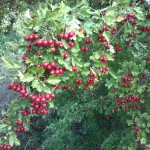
xmin=24 ymin=138 xmax=31 ymax=150
xmin=110 ymin=26 xmax=124 ymax=44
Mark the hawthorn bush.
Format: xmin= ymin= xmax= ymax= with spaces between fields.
xmin=0 ymin=0 xmax=150 ymax=150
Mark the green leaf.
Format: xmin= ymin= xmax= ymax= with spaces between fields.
xmin=20 ymin=99 xmax=30 ymax=109
xmin=82 ymin=68 xmax=90 ymax=76
xmin=8 ymin=131 xmax=20 ymax=146
xmin=32 ymin=79 xmax=39 ymax=89
xmin=105 ymin=7 xmax=115 ymax=16
xmin=47 ymin=101 xmax=54 ymax=108
xmin=47 ymin=76 xmax=61 ymax=85
xmin=42 ymin=85 xmax=52 ymax=93
xmin=22 ymin=73 xmax=35 ymax=82
xmin=61 ymin=39 xmax=68 ymax=49
xmin=141 ymin=138 xmax=146 ymax=144
xmin=47 ymin=11 xmax=60 ymax=20
xmin=126 ymin=119 xmax=133 ymax=126
xmin=2 ymin=57 xmax=21 ymax=68
xmin=36 ymin=68 xmax=45 ymax=75
xmin=105 ymin=53 xmax=114 ymax=61
xmin=71 ymin=43 xmax=80 ymax=53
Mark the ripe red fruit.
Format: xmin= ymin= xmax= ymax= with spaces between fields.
xmin=68 ymin=41 xmax=75 ymax=47
xmin=55 ymin=69 xmax=60 ymax=75
xmin=71 ymin=87 xmax=75 ymax=91
xmin=63 ymin=33 xmax=69 ymax=40
xmin=36 ymin=40 xmax=43 ymax=46
xmin=58 ymin=33 xmax=64 ymax=39
xmin=47 ymin=64 xmax=52 ymax=70
xmin=20 ymin=89 xmax=27 ymax=95
xmin=99 ymin=56 xmax=108 ymax=63
xmin=51 ymin=47 xmax=56 ymax=53
xmin=72 ymin=66 xmax=78 ymax=72
xmin=50 ymin=62 xmax=57 ymax=68
xmin=34 ymin=34 xmax=39 ymax=40
xmin=50 ymin=93 xmax=55 ymax=98
xmin=43 ymin=62 xmax=49 ymax=68
xmin=50 ymin=70 xmax=55 ymax=75
xmin=67 ymin=45 xmax=71 ymax=50
xmin=85 ymin=47 xmax=89 ymax=52
xmin=58 ymin=43 xmax=64 ymax=48
xmin=68 ymin=31 xmax=75 ymax=37
xmin=25 ymin=35 xmax=29 ymax=41
xmin=17 ymin=121 xmax=23 ymax=126
xmin=47 ymin=39 xmax=54 ymax=45
xmin=63 ymin=53 xmax=68 ymax=59
xmin=35 ymin=97 xmax=40 ymax=102
xmin=42 ymin=40 xmax=49 ymax=46
xmin=44 ymin=94 xmax=51 ymax=100
xmin=41 ymin=103 xmax=47 ymax=108
xmin=113 ymin=27 xmax=117 ymax=31
xmin=36 ymin=64 xmax=42 ymax=68
xmin=28 ymin=35 xmax=34 ymax=41
xmin=78 ymin=80 xmax=82 ymax=84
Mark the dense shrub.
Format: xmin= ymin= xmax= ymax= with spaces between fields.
xmin=0 ymin=0 xmax=149 ymax=150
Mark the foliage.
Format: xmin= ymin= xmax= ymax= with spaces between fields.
xmin=0 ymin=0 xmax=150 ymax=150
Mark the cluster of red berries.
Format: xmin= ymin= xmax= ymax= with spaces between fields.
xmin=28 ymin=93 xmax=55 ymax=115
xmin=14 ymin=120 xmax=29 ymax=133
xmin=128 ymin=32 xmax=136 ymax=37
xmin=8 ymin=82 xmax=55 ymax=115
xmin=35 ymin=31 xmax=75 ymax=48
xmin=58 ymin=31 xmax=76 ymax=40
xmin=85 ymin=73 xmax=97 ymax=86
xmin=115 ymin=96 xmax=141 ymax=105
xmin=55 ymin=85 xmax=68 ymax=90
xmin=66 ymin=41 xmax=75 ymax=50
xmin=86 ymin=39 xmax=93 ymax=44
xmin=42 ymin=62 xmax=65 ymax=76
xmin=75 ymin=79 xmax=83 ymax=85
xmin=102 ymin=26 xmax=110 ymax=31
xmin=111 ymin=27 xmax=117 ymax=34
xmin=122 ymin=76 xmax=133 ymax=82
xmin=21 ymin=109 xmax=31 ymax=116
xmin=25 ymin=34 xmax=40 ymax=41
xmin=36 ymin=39 xmax=58 ymax=47
xmin=104 ymin=44 xmax=110 ymax=49
xmin=120 ymin=13 xmax=137 ymax=25
xmin=8 ymin=83 xmax=25 ymax=96
xmin=99 ymin=67 xmax=109 ymax=73
xmin=114 ymin=42 xmax=122 ymax=51
xmin=98 ymin=34 xmax=108 ymax=43
xmin=80 ymin=46 xmax=89 ymax=52
xmin=121 ymin=75 xmax=133 ymax=88
xmin=15 ymin=127 xmax=28 ymax=133
xmin=99 ymin=56 xmax=108 ymax=63
xmin=0 ymin=144 xmax=12 ymax=150
xmin=126 ymin=13 xmax=137 ymax=25
xmin=137 ymin=26 xmax=150 ymax=32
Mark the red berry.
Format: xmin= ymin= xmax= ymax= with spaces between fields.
xmin=36 ymin=40 xmax=43 ymax=46
xmin=68 ymin=31 xmax=75 ymax=37
xmin=72 ymin=66 xmax=78 ymax=72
